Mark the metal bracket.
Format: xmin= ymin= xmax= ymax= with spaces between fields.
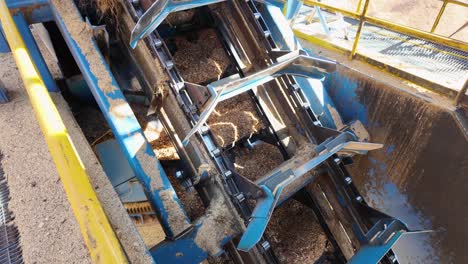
xmin=182 ymin=50 xmax=336 ymax=145
xmin=130 ymin=0 xmax=226 ymax=48
xmin=237 ymin=131 xmax=382 ymax=251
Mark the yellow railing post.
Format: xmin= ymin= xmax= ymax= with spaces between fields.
xmin=302 ymin=0 xmax=468 ymax=51
xmin=349 ymin=0 xmax=370 ymax=60
xmin=0 ymin=1 xmax=128 ymax=263
xmin=431 ymin=0 xmax=449 ymax=33
xmin=356 ymin=0 xmax=363 ymax=12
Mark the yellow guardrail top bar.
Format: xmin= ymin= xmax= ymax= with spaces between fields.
xmin=0 ymin=0 xmax=128 ymax=263
xmin=303 ymin=0 xmax=468 ymax=52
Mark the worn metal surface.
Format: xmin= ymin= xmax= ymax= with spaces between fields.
xmin=50 ymin=1 xmax=191 ymax=239
xmin=12 ymin=13 xmax=58 ymax=92
xmin=326 ymin=65 xmax=468 ymax=263
xmin=238 ymin=130 xmax=383 ymax=252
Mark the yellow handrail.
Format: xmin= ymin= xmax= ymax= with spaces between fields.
xmin=349 ymin=0 xmax=370 ymax=59
xmin=303 ymin=0 xmax=468 ymax=53
xmin=0 ymin=1 xmax=128 ymax=263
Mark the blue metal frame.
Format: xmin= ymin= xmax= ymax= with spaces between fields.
xmin=6 ymin=0 xmax=49 ymax=9
xmin=0 ymin=25 xmax=9 ymax=53
xmin=238 ymin=131 xmax=383 ymax=251
xmin=50 ymin=4 xmax=191 ymax=240
xmin=182 ymin=50 xmax=336 ymax=145
xmin=5 ymin=0 xmax=423 ymax=262
xmin=13 ymin=13 xmax=58 ymax=92
xmin=6 ymin=0 xmax=53 ymax=24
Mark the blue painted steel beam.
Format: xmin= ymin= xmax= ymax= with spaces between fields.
xmin=13 ymin=13 xmax=58 ymax=92
xmin=0 ymin=24 xmax=9 ymax=53
xmin=6 ymin=0 xmax=53 ymax=23
xmin=6 ymin=0 xmax=49 ymax=9
xmin=50 ymin=3 xmax=191 ymax=240
xmin=284 ymin=0 xmax=302 ymax=20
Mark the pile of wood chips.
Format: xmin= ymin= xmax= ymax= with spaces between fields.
xmin=173 ymin=29 xmax=231 ymax=84
xmin=266 ymin=199 xmax=329 ymax=263
xmin=233 ymin=142 xmax=284 ymax=182
xmin=208 ymin=93 xmax=266 ymax=147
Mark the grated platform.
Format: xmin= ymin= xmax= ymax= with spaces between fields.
xmin=0 ymin=153 xmax=22 ymax=264
xmin=293 ymin=6 xmax=468 ymax=94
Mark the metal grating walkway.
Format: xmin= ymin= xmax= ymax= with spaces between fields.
xmin=0 ymin=152 xmax=23 ymax=264
xmin=293 ymin=6 xmax=468 ymax=93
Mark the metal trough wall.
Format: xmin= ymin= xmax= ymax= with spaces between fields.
xmin=324 ymin=65 xmax=468 ymax=263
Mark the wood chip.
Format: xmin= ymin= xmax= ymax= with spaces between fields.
xmin=172 ymin=29 xmax=231 ymax=84
xmin=208 ymin=93 xmax=266 ymax=147
xmin=232 ymin=142 xmax=284 ymax=182
xmin=266 ymin=199 xmax=329 ymax=264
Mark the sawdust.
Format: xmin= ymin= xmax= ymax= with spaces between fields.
xmin=172 ymin=29 xmax=231 ymax=84
xmin=266 ymin=199 xmax=329 ymax=264
xmin=109 ymin=98 xmax=133 ymax=119
xmin=133 ymin=103 xmax=179 ymax=160
xmin=150 ymin=132 xmax=180 ymax=160
xmin=159 ymin=189 xmax=192 ymax=236
xmin=233 ymin=143 xmax=284 ymax=182
xmin=134 ymin=218 xmax=166 ymax=249
xmin=135 ymin=145 xmax=163 ymax=192
xmin=327 ymin=104 xmax=345 ymax=130
xmin=0 ymin=54 xmax=92 ymax=263
xmin=165 ymin=10 xmax=196 ymax=26
xmin=166 ymin=168 xmax=205 ymax=221
xmin=194 ymin=196 xmax=241 ymax=255
xmin=208 ymin=93 xmax=266 ymax=147
xmin=348 ymin=120 xmax=370 ymax=142
xmin=81 ymin=0 xmax=122 ymax=18
xmin=51 ymin=0 xmax=117 ymax=94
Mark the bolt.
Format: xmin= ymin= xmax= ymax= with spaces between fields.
xmin=261 ymin=241 xmax=271 ymax=251
xmin=264 ymin=30 xmax=271 ymax=38
xmin=212 ymin=148 xmax=221 ymax=157
xmin=165 ymin=60 xmax=174 ymax=70
xmin=235 ymin=193 xmax=245 ymax=203
xmin=292 ymin=84 xmax=300 ymax=91
xmin=153 ymin=38 xmax=162 ymax=47
xmin=224 ymin=170 xmax=233 ymax=179
xmin=388 ymin=254 xmax=397 ymax=263
xmin=254 ymin=13 xmax=261 ymax=19
xmin=356 ymin=196 xmax=363 ymax=203
xmin=344 ymin=177 xmax=352 ymax=185
xmin=200 ymin=126 xmax=210 ymax=135
xmin=334 ymin=158 xmax=341 ymax=164
xmin=175 ymin=171 xmax=184 ymax=179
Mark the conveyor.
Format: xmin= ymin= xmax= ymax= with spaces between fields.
xmin=0 ymin=0 xmax=424 ymax=263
